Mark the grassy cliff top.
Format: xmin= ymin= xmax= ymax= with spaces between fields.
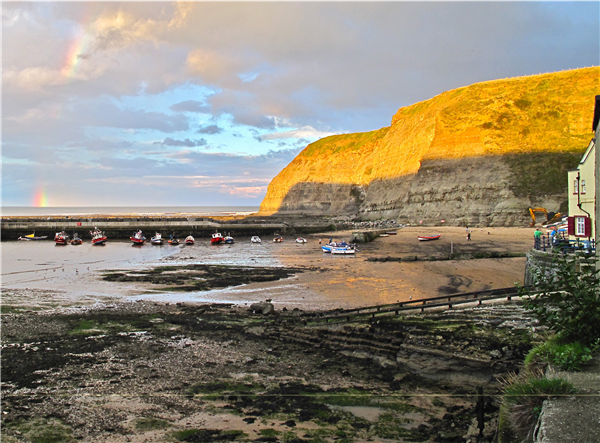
xmin=260 ymin=67 xmax=599 ymax=212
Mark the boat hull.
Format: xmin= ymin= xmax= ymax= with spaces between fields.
xmin=417 ymin=235 xmax=441 ymax=241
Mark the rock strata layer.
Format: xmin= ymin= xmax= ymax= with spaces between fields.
xmin=260 ymin=67 xmax=599 ymax=226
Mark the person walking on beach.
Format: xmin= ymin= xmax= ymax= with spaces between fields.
xmin=534 ymin=228 xmax=542 ymax=250
xmin=467 ymin=232 xmax=471 ymax=241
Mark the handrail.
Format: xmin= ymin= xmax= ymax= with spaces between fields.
xmin=304 ymin=286 xmax=524 ymax=324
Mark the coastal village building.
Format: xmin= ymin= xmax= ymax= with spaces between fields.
xmin=567 ymin=95 xmax=598 ymax=242
xmin=568 ymin=95 xmax=600 ymax=245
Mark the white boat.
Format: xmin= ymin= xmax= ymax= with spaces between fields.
xmin=151 ymin=233 xmax=164 ymax=245
xmin=130 ymin=230 xmax=146 ymax=245
xmin=185 ymin=235 xmax=195 ymax=245
xmin=296 ymin=237 xmax=307 ymax=243
xmin=18 ymin=232 xmax=47 ymax=241
xmin=224 ymin=236 xmax=235 ymax=244
xmin=251 ymin=236 xmax=262 ymax=243
xmin=321 ymin=240 xmax=348 ymax=253
xmin=331 ymin=245 xmax=357 ymax=255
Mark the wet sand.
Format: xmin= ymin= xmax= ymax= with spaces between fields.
xmin=1 ymin=226 xmax=534 ymax=312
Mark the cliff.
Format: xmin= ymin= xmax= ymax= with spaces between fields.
xmin=260 ymin=67 xmax=599 ymax=226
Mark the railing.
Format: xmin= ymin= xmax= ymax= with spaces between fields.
xmin=534 ymin=232 xmax=596 ymax=254
xmin=304 ymin=286 xmax=523 ymax=324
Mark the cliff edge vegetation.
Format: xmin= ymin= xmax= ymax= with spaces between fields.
xmin=260 ymin=67 xmax=599 ymax=226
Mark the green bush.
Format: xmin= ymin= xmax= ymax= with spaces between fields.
xmin=521 ymin=252 xmax=600 ymax=345
xmin=526 ymin=339 xmax=594 ymax=372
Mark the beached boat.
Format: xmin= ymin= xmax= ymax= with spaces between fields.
xmin=331 ymin=245 xmax=357 ymax=255
xmin=18 ymin=232 xmax=47 ymax=241
xmin=251 ymin=236 xmax=262 ymax=243
xmin=224 ymin=236 xmax=235 ymax=244
xmin=417 ymin=234 xmax=441 ymax=241
xmin=70 ymin=233 xmax=83 ymax=245
xmin=130 ymin=230 xmax=146 ymax=245
xmin=386 ymin=231 xmax=397 ymax=235
xmin=273 ymin=236 xmax=284 ymax=243
xmin=211 ymin=232 xmax=224 ymax=244
xmin=168 ymin=235 xmax=180 ymax=245
xmin=151 ymin=233 xmax=164 ymax=245
xmin=90 ymin=228 xmax=107 ymax=245
xmin=321 ymin=240 xmax=348 ymax=253
xmin=54 ymin=231 xmax=69 ymax=245
xmin=296 ymin=237 xmax=307 ymax=243
xmin=184 ymin=235 xmax=195 ymax=245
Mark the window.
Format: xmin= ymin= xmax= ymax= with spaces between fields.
xmin=573 ymin=178 xmax=579 ymax=194
xmin=576 ymin=217 xmax=586 ymax=236
xmin=581 ymin=180 xmax=586 ymax=194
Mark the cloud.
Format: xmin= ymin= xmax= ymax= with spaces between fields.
xmin=155 ymin=137 xmax=207 ymax=147
xmin=170 ymin=100 xmax=211 ymax=114
xmin=197 ymin=124 xmax=222 ymax=135
xmin=260 ymin=126 xmax=337 ymax=141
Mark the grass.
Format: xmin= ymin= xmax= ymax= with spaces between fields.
xmin=135 ymin=417 xmax=172 ymax=431
xmin=525 ymin=338 xmax=595 ymax=372
xmin=7 ymin=418 xmax=77 ymax=443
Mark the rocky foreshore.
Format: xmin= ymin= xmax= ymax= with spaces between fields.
xmin=1 ymin=299 xmax=543 ymax=443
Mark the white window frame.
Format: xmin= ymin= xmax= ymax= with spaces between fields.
xmin=575 ymin=216 xmax=586 ymax=236
xmin=573 ymin=178 xmax=579 ymax=194
xmin=581 ymin=179 xmax=586 ymax=194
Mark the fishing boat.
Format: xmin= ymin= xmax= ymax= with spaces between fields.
xmin=273 ymin=235 xmax=284 ymax=243
xmin=224 ymin=236 xmax=235 ymax=244
xmin=168 ymin=234 xmax=180 ymax=245
xmin=151 ymin=233 xmax=164 ymax=245
xmin=18 ymin=232 xmax=47 ymax=241
xmin=251 ymin=236 xmax=262 ymax=243
xmin=296 ymin=237 xmax=307 ymax=243
xmin=321 ymin=240 xmax=348 ymax=253
xmin=184 ymin=235 xmax=195 ymax=245
xmin=386 ymin=231 xmax=397 ymax=235
xmin=331 ymin=245 xmax=357 ymax=255
xmin=54 ymin=231 xmax=69 ymax=245
xmin=130 ymin=230 xmax=146 ymax=245
xmin=417 ymin=234 xmax=441 ymax=241
xmin=90 ymin=228 xmax=107 ymax=245
xmin=70 ymin=233 xmax=83 ymax=245
xmin=211 ymin=232 xmax=224 ymax=244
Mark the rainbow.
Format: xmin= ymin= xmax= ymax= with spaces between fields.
xmin=61 ymin=28 xmax=92 ymax=78
xmin=33 ymin=187 xmax=48 ymax=207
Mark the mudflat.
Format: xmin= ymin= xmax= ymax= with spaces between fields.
xmin=1 ymin=226 xmax=539 ymax=443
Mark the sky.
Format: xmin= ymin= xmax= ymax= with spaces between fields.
xmin=2 ymin=1 xmax=599 ymax=208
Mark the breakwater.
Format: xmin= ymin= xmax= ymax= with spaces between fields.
xmin=0 ymin=215 xmax=334 ymax=241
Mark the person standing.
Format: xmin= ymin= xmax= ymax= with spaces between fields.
xmin=534 ymin=228 xmax=542 ymax=249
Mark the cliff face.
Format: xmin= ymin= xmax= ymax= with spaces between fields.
xmin=260 ymin=67 xmax=599 ymax=226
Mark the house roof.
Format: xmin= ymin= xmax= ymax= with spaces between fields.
xmin=594 ymin=95 xmax=600 ymax=132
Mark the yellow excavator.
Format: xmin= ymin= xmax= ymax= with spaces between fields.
xmin=529 ymin=208 xmax=563 ymax=227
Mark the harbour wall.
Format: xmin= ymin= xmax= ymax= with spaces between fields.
xmin=0 ymin=216 xmax=333 ymax=241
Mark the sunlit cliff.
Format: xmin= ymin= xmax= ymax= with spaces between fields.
xmin=260 ymin=67 xmax=599 ymax=226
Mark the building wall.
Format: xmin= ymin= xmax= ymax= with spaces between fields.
xmin=568 ymin=139 xmax=596 ymax=240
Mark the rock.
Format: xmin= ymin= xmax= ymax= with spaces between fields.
xmin=250 ymin=303 xmax=275 ymax=315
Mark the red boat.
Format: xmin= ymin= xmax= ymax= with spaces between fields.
xmin=210 ymin=232 xmax=224 ymax=244
xmin=90 ymin=228 xmax=107 ymax=245
xmin=130 ymin=230 xmax=146 ymax=245
xmin=417 ymin=234 xmax=441 ymax=241
xmin=54 ymin=231 xmax=69 ymax=245
xmin=70 ymin=234 xmax=83 ymax=245
xmin=184 ymin=235 xmax=195 ymax=245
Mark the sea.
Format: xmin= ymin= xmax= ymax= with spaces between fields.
xmin=1 ymin=206 xmax=260 ymax=217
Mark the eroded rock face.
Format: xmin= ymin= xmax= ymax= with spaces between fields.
xmin=260 ymin=67 xmax=598 ymax=225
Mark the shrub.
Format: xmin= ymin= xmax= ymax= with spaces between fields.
xmin=525 ymin=339 xmax=595 ymax=372
xmin=520 ymin=252 xmax=600 ymax=345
